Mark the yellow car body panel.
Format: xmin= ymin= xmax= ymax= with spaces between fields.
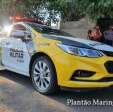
xmin=31 ymin=29 xmax=113 ymax=89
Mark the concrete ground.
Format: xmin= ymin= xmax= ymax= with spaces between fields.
xmin=1 ymin=70 xmax=113 ymax=112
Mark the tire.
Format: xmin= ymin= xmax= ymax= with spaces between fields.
xmin=31 ymin=56 xmax=58 ymax=95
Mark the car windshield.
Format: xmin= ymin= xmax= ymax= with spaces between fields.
xmin=27 ymin=22 xmax=73 ymax=37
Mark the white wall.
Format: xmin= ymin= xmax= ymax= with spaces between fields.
xmin=61 ymin=18 xmax=95 ymax=39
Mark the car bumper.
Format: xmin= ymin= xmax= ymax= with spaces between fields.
xmin=60 ymin=80 xmax=113 ymax=88
xmin=52 ymin=50 xmax=113 ymax=89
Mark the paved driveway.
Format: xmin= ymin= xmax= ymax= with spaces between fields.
xmin=0 ymin=70 xmax=113 ymax=112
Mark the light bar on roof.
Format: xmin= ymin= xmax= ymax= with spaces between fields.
xmin=10 ymin=16 xmax=45 ymax=24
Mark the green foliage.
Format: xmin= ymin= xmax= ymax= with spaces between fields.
xmin=79 ymin=0 xmax=113 ymax=19
xmin=47 ymin=0 xmax=84 ymax=21
xmin=0 ymin=0 xmax=113 ymax=23
xmin=48 ymin=0 xmax=113 ymax=20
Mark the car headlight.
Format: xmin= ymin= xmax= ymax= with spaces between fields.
xmin=58 ymin=44 xmax=104 ymax=58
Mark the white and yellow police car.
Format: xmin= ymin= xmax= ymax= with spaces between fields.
xmin=1 ymin=21 xmax=113 ymax=94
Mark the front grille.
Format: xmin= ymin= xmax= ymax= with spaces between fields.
xmin=102 ymin=51 xmax=113 ymax=57
xmin=71 ymin=70 xmax=95 ymax=80
xmin=105 ymin=61 xmax=113 ymax=74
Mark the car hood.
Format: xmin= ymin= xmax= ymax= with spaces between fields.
xmin=43 ymin=34 xmax=113 ymax=52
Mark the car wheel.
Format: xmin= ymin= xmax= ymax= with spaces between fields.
xmin=31 ymin=56 xmax=58 ymax=95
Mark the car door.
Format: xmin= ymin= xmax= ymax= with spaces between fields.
xmin=2 ymin=24 xmax=32 ymax=76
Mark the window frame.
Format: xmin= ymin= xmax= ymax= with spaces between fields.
xmin=9 ymin=24 xmax=32 ymax=40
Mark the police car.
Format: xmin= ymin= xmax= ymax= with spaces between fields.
xmin=1 ymin=18 xmax=113 ymax=95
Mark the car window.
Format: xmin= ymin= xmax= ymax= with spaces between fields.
xmin=14 ymin=25 xmax=27 ymax=31
xmin=10 ymin=24 xmax=27 ymax=39
xmin=27 ymin=22 xmax=73 ymax=37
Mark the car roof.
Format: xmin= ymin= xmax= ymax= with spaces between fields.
xmin=13 ymin=22 xmax=49 ymax=29
xmin=14 ymin=22 xmax=46 ymax=26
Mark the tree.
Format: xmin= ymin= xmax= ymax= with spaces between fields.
xmin=78 ymin=0 xmax=113 ymax=19
xmin=47 ymin=0 xmax=113 ymax=21
xmin=0 ymin=0 xmax=113 ymax=25
xmin=46 ymin=0 xmax=84 ymax=21
xmin=0 ymin=0 xmax=84 ymax=23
